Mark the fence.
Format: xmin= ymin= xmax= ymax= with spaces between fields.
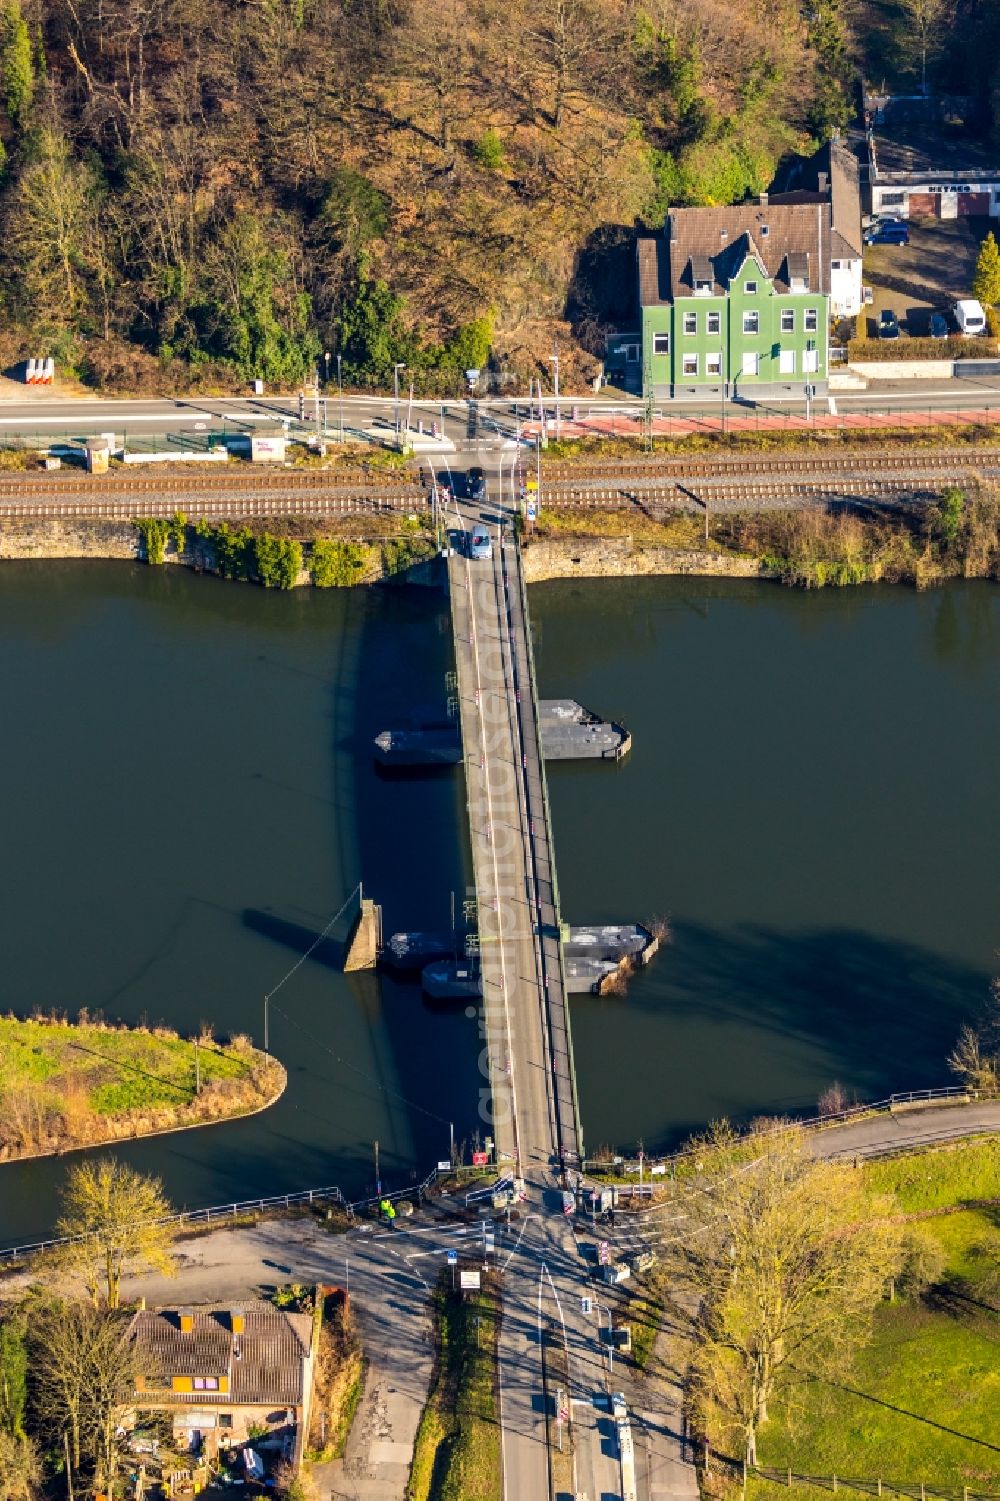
xmin=582 ymin=1086 xmax=993 ymax=1178
xmin=708 ymin=1450 xmax=999 ymax=1501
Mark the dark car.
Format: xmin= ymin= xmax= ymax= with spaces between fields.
xmin=864 ymin=223 xmax=909 ymax=246
xmin=467 ymin=467 xmax=487 ymax=501
xmin=929 ymin=312 xmax=949 ymax=339
xmin=879 ymin=309 xmax=900 ymax=339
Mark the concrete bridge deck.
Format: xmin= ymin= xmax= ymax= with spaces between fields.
xmin=446 ymin=504 xmax=581 ymax=1179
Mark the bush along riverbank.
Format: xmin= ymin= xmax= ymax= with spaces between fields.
xmin=527 ymin=484 xmax=1000 ymax=589
xmin=134 ymin=512 xmax=436 ymax=587
xmin=0 ymin=1012 xmax=286 ymax=1162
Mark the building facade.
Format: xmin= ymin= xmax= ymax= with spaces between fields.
xmin=769 ymin=139 xmax=864 ymax=317
xmin=639 ymin=201 xmax=831 ymax=400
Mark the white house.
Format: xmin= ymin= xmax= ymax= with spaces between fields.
xmin=769 ymin=139 xmax=864 ymax=318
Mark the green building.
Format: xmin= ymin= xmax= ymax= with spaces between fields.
xmin=637 ymin=199 xmax=831 ymax=400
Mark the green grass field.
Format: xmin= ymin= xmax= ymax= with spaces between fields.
xmin=0 ymin=1013 xmax=281 ymax=1156
xmin=407 ymin=1276 xmax=501 ymax=1501
xmin=750 ymin=1141 xmax=1000 ymax=1496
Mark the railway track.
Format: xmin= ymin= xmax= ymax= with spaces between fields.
xmin=541 ymin=444 xmax=1000 ymax=484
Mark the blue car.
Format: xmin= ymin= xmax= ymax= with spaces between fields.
xmin=469 ymin=527 xmax=492 ymax=560
xmin=864 ymin=223 xmax=909 ymax=246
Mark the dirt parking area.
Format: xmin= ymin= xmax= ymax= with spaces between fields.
xmin=861 ymin=216 xmax=992 ymax=339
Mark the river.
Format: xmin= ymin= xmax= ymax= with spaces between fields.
xmin=0 ymin=563 xmax=996 ymax=1242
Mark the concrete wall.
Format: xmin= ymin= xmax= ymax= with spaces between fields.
xmin=0 ymin=517 xmax=139 ymax=560
xmin=848 ymin=358 xmax=954 ymax=379
xmin=522 ymin=537 xmax=764 ymax=584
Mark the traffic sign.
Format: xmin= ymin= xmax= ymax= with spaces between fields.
xmin=526 ymin=477 xmax=538 ymax=491
xmin=526 ymin=502 xmax=537 ymax=521
xmin=598 ymin=1240 xmax=610 ymax=1265
xmin=581 ymin=1296 xmax=593 ymax=1315
xmin=447 ymin=1250 xmax=458 ymax=1266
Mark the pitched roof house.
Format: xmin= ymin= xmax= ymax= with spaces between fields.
xmin=768 ymin=139 xmax=864 ymax=315
xmin=638 ymin=200 xmax=831 ymax=399
xmin=127 ymin=1303 xmax=317 ymax=1468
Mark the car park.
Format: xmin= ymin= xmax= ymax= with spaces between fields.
xmin=878 ymin=309 xmax=900 ymax=339
xmin=863 ymin=223 xmax=909 ymax=246
xmin=929 ymin=312 xmax=949 ymax=339
xmin=469 ymin=527 xmax=492 ymax=560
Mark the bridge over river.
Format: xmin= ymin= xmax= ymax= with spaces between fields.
xmin=446 ymin=500 xmax=582 ymax=1179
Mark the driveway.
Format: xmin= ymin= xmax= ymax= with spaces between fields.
xmin=862 ymin=216 xmax=991 ymax=339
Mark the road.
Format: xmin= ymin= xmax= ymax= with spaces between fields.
xmin=3 ymin=376 xmax=1000 ymax=449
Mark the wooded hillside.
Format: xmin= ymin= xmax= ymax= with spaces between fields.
xmin=0 ymin=0 xmax=992 ymax=391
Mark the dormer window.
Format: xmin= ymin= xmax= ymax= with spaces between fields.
xmin=694 ymin=279 xmax=712 ymax=295
xmin=760 ymin=225 xmax=769 ymax=237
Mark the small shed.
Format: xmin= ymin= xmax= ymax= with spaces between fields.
xmin=250 ymin=431 xmax=287 ymax=463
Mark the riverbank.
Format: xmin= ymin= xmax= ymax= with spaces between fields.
xmin=0 ymin=1013 xmax=286 ymax=1163
xmin=525 ymin=486 xmax=1000 ymax=588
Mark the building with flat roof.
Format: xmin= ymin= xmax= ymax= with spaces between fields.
xmin=864 ymin=93 xmax=1000 ymax=221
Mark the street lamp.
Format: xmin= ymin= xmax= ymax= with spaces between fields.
xmin=549 ymin=350 xmax=560 ymax=441
xmin=337 ymin=354 xmax=344 ymax=442
xmin=394 ymin=363 xmax=407 ymax=438
xmin=323 ymin=350 xmax=331 ymax=387
xmin=595 ymin=1299 xmax=614 ymax=1377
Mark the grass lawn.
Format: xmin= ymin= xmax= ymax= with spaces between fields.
xmin=749 ymin=1141 xmax=1000 ymax=1495
xmin=407 ymin=1274 xmax=501 ymax=1501
xmin=0 ymin=1013 xmax=282 ymax=1158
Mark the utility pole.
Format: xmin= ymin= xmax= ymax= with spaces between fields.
xmin=393 ymin=363 xmax=406 ymax=438
xmin=337 ymin=354 xmax=344 ymax=442
xmin=550 ymin=349 xmax=561 ymax=441
xmin=374 ymin=1139 xmax=381 ymax=1198
xmin=263 ymin=995 xmax=269 ymax=1055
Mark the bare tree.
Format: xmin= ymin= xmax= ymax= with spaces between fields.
xmin=53 ymin=1159 xmax=176 ymax=1310
xmin=658 ymin=1122 xmax=902 ymax=1464
xmin=31 ymin=1302 xmax=136 ymax=1485
xmin=0 ymin=1432 xmax=41 ymax=1501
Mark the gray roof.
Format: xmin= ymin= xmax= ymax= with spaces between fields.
xmin=768 ymin=139 xmax=862 ymax=259
xmin=637 ymin=235 xmax=670 ymax=306
xmin=652 ymin=202 xmax=832 ymax=302
xmin=128 ymin=1302 xmax=312 ymax=1407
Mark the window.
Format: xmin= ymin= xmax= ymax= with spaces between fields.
xmin=193 ymin=1377 xmax=220 ymax=1392
xmin=694 ymin=279 xmax=713 ymax=295
xmin=742 ymin=311 xmax=759 ymax=335
xmin=683 ymin=312 xmax=697 ymax=335
xmin=219 ymin=1416 xmax=234 ymax=1430
xmin=745 ymin=280 xmax=758 ymax=295
xmin=803 ymin=347 xmax=819 ymax=373
xmin=624 ymin=344 xmax=639 ymax=364
xmin=742 ymin=352 xmax=759 ymax=377
xmin=779 ymin=348 xmax=795 ymax=375
xmin=652 ymin=332 xmax=669 ymax=356
xmin=804 ymin=308 xmax=818 ymax=332
xmin=682 ymin=354 xmax=699 ymax=377
xmin=706 ymin=353 xmax=722 ymax=378
xmin=760 ymin=225 xmax=770 ymax=237
xmin=831 ymin=260 xmax=842 ymax=270
xmin=994 ymin=189 xmax=1000 ymax=202
xmin=780 ymin=309 xmax=794 ymax=333
xmin=707 ymin=311 xmax=721 ymax=335
xmin=881 ymin=191 xmax=905 ymax=206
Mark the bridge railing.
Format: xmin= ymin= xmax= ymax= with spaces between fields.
xmin=507 ymin=533 xmax=585 ymax=1165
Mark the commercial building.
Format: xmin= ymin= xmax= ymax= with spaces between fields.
xmin=865 ymin=93 xmax=1000 ymax=221
xmin=638 ymin=201 xmax=831 ymax=400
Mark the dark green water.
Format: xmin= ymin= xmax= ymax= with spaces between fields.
xmin=0 ymin=564 xmax=996 ymax=1242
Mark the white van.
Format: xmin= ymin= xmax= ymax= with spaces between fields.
xmin=953 ymin=299 xmax=987 ymax=335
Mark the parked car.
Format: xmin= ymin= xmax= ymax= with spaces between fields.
xmin=929 ymin=312 xmax=949 ymax=339
xmin=467 ymin=467 xmax=487 ymax=501
xmin=469 ymin=526 xmax=492 ymax=560
xmin=864 ymin=223 xmax=909 ymax=246
xmin=953 ymin=298 xmax=987 ymax=335
xmin=878 ymin=309 xmax=900 ymax=340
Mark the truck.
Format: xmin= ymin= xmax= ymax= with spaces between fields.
xmin=954 ymin=299 xmax=987 ymax=335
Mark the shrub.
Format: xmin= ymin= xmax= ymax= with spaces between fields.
xmin=255 ymin=533 xmax=303 ymax=588
xmin=847 ymin=335 xmax=997 ymax=362
xmin=308 ymin=538 xmax=370 ymax=586
xmin=135 ymin=518 xmax=170 ymax=564
xmin=473 ymin=128 xmax=506 ymax=171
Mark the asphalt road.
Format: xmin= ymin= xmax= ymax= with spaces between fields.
xmin=3 ymin=378 xmax=1000 ymax=449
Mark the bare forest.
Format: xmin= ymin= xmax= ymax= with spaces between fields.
xmin=0 ymin=0 xmax=994 ymax=390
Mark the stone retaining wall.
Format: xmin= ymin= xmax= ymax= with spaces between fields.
xmin=522 ymin=537 xmax=765 ymax=583
xmin=0 ymin=517 xmax=139 ymax=560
